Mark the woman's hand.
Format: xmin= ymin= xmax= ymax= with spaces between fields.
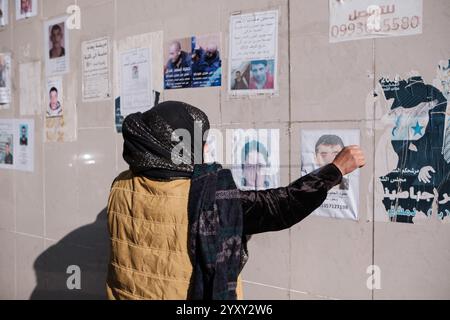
xmin=332 ymin=146 xmax=366 ymax=176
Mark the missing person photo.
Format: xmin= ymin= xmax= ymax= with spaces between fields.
xmin=19 ymin=124 xmax=28 ymax=146
xmin=0 ymin=0 xmax=9 ymax=27
xmin=44 ymin=16 xmax=70 ymax=75
xmin=47 ymin=86 xmax=63 ymax=118
xmin=48 ymin=23 xmax=66 ymax=59
xmin=15 ymin=0 xmax=37 ymax=20
xmin=0 ymin=137 xmax=13 ymax=165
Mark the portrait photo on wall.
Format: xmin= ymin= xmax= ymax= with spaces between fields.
xmin=46 ymin=77 xmax=63 ymax=118
xmin=231 ymin=129 xmax=280 ymax=191
xmin=44 ymin=16 xmax=70 ymax=75
xmin=15 ymin=0 xmax=37 ymax=20
xmin=164 ymin=33 xmax=221 ymax=89
xmin=19 ymin=124 xmax=28 ymax=146
xmin=0 ymin=0 xmax=9 ymax=27
xmin=230 ymin=59 xmax=275 ymax=91
xmin=301 ymin=129 xmax=360 ymax=220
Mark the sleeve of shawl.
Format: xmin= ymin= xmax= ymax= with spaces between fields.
xmin=241 ymin=163 xmax=343 ymax=235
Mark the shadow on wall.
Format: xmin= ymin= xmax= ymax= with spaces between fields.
xmin=30 ymin=209 xmax=110 ymax=300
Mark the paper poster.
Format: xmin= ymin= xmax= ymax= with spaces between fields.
xmin=44 ymin=16 xmax=70 ymax=75
xmin=375 ymin=75 xmax=450 ymax=223
xmin=15 ymin=0 xmax=37 ymax=20
xmin=45 ymin=76 xmax=65 ymax=142
xmin=19 ymin=61 xmax=42 ymax=116
xmin=82 ymin=37 xmax=111 ymax=102
xmin=14 ymin=119 xmax=34 ymax=171
xmin=164 ymin=33 xmax=222 ymax=89
xmin=229 ymin=10 xmax=278 ymax=96
xmin=0 ymin=119 xmax=34 ymax=172
xmin=0 ymin=53 xmax=11 ymax=106
xmin=114 ymin=31 xmax=164 ymax=133
xmin=231 ymin=129 xmax=280 ymax=191
xmin=120 ymin=47 xmax=152 ymax=117
xmin=0 ymin=0 xmax=9 ymax=26
xmin=329 ymin=0 xmax=423 ymax=43
xmin=301 ymin=130 xmax=360 ymax=220
xmin=0 ymin=119 xmax=13 ymax=169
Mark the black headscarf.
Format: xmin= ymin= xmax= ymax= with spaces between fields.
xmin=122 ymin=101 xmax=210 ymax=180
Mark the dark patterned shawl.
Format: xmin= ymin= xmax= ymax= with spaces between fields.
xmin=187 ymin=163 xmax=249 ymax=300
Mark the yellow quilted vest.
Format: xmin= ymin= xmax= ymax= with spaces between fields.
xmin=106 ymin=170 xmax=243 ymax=300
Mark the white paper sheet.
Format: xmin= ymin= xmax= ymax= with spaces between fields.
xmin=228 ymin=10 xmax=278 ymax=96
xmin=15 ymin=0 xmax=38 ymax=20
xmin=82 ymin=37 xmax=111 ymax=102
xmin=301 ymin=129 xmax=360 ymax=220
xmin=329 ymin=0 xmax=423 ymax=43
xmin=0 ymin=118 xmax=34 ymax=172
xmin=120 ymin=47 xmax=152 ymax=117
xmin=19 ymin=61 xmax=42 ymax=116
xmin=44 ymin=15 xmax=70 ymax=75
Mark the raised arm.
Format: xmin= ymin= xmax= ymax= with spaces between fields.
xmin=241 ymin=146 xmax=366 ymax=235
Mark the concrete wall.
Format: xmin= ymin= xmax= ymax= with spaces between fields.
xmin=0 ymin=0 xmax=449 ymax=300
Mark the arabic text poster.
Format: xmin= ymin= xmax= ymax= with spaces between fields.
xmin=329 ymin=0 xmax=423 ymax=43
xmin=229 ymin=10 xmax=278 ymax=96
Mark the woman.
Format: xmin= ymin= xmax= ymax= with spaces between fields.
xmin=106 ymin=101 xmax=365 ymax=300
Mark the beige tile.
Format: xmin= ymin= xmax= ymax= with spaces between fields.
xmin=241 ymin=281 xmax=290 ymax=300
xmin=0 ymin=170 xmax=15 ymax=231
xmin=16 ymin=233 xmax=44 ymax=299
xmin=76 ymin=128 xmax=116 ymax=226
xmin=0 ymin=230 xmax=15 ymax=299
xmin=44 ymin=142 xmax=79 ymax=241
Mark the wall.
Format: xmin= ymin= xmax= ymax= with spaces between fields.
xmin=0 ymin=0 xmax=449 ymax=300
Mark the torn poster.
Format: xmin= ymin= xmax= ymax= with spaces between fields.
xmin=377 ymin=76 xmax=450 ymax=223
xmin=0 ymin=118 xmax=34 ymax=172
xmin=19 ymin=61 xmax=42 ymax=116
xmin=301 ymin=129 xmax=360 ymax=220
xmin=329 ymin=0 xmax=423 ymax=43
xmin=164 ymin=33 xmax=221 ymax=89
xmin=82 ymin=37 xmax=111 ymax=102
xmin=114 ymin=31 xmax=164 ymax=133
xmin=230 ymin=129 xmax=280 ymax=191
xmin=228 ymin=10 xmax=278 ymax=96
xmin=15 ymin=0 xmax=37 ymax=20
xmin=44 ymin=15 xmax=70 ymax=75
xmin=0 ymin=52 xmax=11 ymax=106
xmin=0 ymin=0 xmax=9 ymax=27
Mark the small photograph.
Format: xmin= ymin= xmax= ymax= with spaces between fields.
xmin=230 ymin=59 xmax=275 ymax=91
xmin=46 ymin=78 xmax=63 ymax=118
xmin=249 ymin=59 xmax=275 ymax=90
xmin=131 ymin=65 xmax=139 ymax=80
xmin=230 ymin=61 xmax=250 ymax=91
xmin=19 ymin=124 xmax=28 ymax=146
xmin=0 ymin=0 xmax=9 ymax=27
xmin=48 ymin=22 xmax=66 ymax=60
xmin=44 ymin=16 xmax=70 ymax=75
xmin=0 ymin=134 xmax=13 ymax=165
xmin=15 ymin=0 xmax=37 ymax=21
xmin=231 ymin=129 xmax=280 ymax=191
xmin=312 ymin=134 xmax=349 ymax=190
